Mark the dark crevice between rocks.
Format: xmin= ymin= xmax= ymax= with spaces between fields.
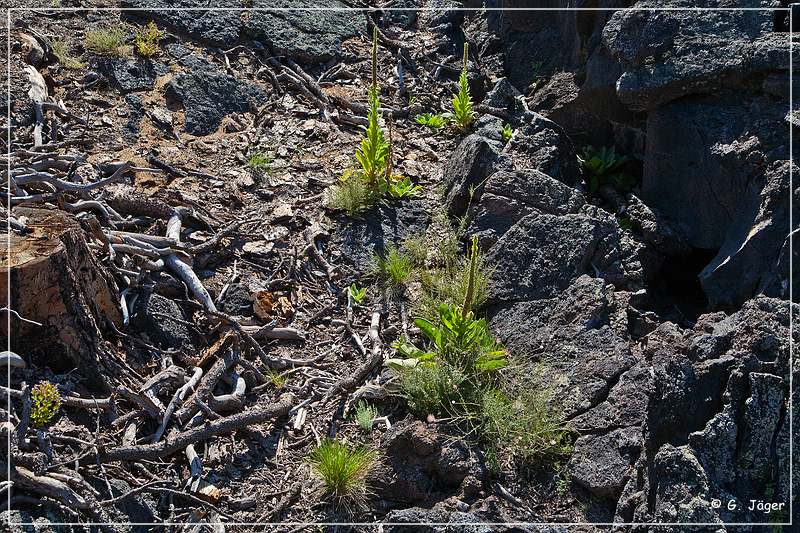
xmin=645 ymin=247 xmax=718 ymax=327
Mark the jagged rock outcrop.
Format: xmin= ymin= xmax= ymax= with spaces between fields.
xmin=123 ymin=0 xmax=365 ymax=62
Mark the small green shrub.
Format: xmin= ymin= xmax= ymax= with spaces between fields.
xmin=501 ymin=123 xmax=513 ymax=143
xmin=348 ymin=283 xmax=367 ymax=305
xmin=415 ymin=113 xmax=447 ymax=130
xmin=327 ymin=170 xmax=378 ymax=216
xmin=372 ymin=245 xmax=414 ymax=287
xmin=85 ymin=27 xmax=126 ymax=56
xmin=246 ymin=151 xmax=273 ymax=174
xmin=401 ymin=235 xmax=428 ymax=267
xmin=353 ymin=401 xmax=378 ymax=432
xmin=479 ymin=386 xmax=572 ymax=467
xmin=399 ymin=360 xmax=468 ymax=417
xmin=308 ymin=439 xmax=377 ymax=504
xmin=134 ymin=21 xmax=163 ymax=57
xmin=30 ymin=381 xmax=61 ymax=428
xmin=449 ymin=43 xmax=476 ymax=131
xmin=51 ymin=40 xmax=85 ymax=69
xmin=578 ymin=146 xmax=636 ymax=194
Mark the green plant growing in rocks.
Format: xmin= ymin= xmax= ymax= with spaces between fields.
xmin=372 ymin=245 xmax=414 ymax=287
xmin=386 ymin=176 xmax=422 ymax=199
xmin=30 ymin=381 xmax=61 ymax=428
xmin=308 ymin=439 xmax=377 ymax=505
xmin=134 ymin=21 xmax=163 ymax=57
xmin=348 ymin=283 xmax=367 ymax=305
xmin=501 ymin=123 xmax=513 ymax=142
xmin=392 ymin=236 xmax=571 ymax=469
xmin=327 ymin=27 xmax=420 ymax=215
xmin=448 ymin=42 xmax=476 ymax=131
xmin=51 ymin=40 xmax=85 ymax=69
xmin=578 ymin=145 xmax=636 ymax=194
xmin=246 ymin=151 xmax=273 ymax=174
xmin=85 ymin=27 xmax=126 ymax=56
xmin=353 ymin=401 xmax=378 ymax=432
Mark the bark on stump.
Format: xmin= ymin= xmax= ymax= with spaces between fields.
xmin=1 ymin=207 xmax=123 ymax=388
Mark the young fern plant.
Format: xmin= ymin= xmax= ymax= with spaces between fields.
xmin=450 ymin=42 xmax=476 ymax=131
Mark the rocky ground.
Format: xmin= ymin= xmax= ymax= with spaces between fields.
xmin=1 ymin=1 xmax=797 ymax=532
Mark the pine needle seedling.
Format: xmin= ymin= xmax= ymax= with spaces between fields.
xmin=308 ymin=439 xmax=377 ymax=505
xmin=134 ymin=21 xmax=163 ymax=57
xmin=450 ymin=42 xmax=476 ymax=131
xmin=85 ymin=27 xmax=126 ymax=56
xmin=354 ymin=401 xmax=378 ymax=432
xmin=266 ymin=370 xmax=287 ymax=389
xmin=30 ymin=381 xmax=61 ymax=428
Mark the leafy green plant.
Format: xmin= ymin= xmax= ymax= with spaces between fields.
xmin=415 ymin=113 xmax=447 ymax=130
xmin=448 ymin=43 xmax=476 ymax=131
xmin=348 ymin=283 xmax=367 ymax=305
xmin=356 ymin=27 xmax=390 ymax=187
xmin=578 ymin=146 xmax=636 ymax=194
xmin=134 ymin=21 xmax=163 ymax=57
xmin=372 ymin=245 xmax=414 ymax=287
xmin=85 ymin=27 xmax=126 ymax=56
xmin=387 ymin=176 xmax=422 ymax=199
xmin=51 ymin=40 xmax=85 ymax=69
xmin=328 ymin=27 xmax=420 ymax=216
xmin=353 ymin=401 xmax=378 ymax=432
xmin=501 ymin=123 xmax=513 ymax=143
xmin=246 ymin=151 xmax=273 ymax=174
xmin=308 ymin=439 xmax=377 ymax=504
xmin=30 ymin=381 xmax=61 ymax=428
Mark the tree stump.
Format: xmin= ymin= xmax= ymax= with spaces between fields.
xmin=1 ymin=207 xmax=123 ymax=388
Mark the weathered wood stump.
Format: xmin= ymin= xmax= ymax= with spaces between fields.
xmin=1 ymin=207 xmax=122 ymax=387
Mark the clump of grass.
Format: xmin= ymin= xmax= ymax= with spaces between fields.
xmin=51 ymin=40 xmax=85 ymax=69
xmin=372 ymin=245 xmax=414 ymax=287
xmin=246 ymin=151 xmax=273 ymax=174
xmin=448 ymin=42 xmax=476 ymax=131
xmin=327 ymin=169 xmax=377 ymax=217
xmin=479 ymin=384 xmax=573 ymax=469
xmin=415 ymin=112 xmax=447 ymax=130
xmin=85 ymin=26 xmax=126 ymax=56
xmin=134 ymin=21 xmax=163 ymax=57
xmin=353 ymin=401 xmax=378 ymax=432
xmin=308 ymin=439 xmax=377 ymax=505
xmin=266 ymin=370 xmax=287 ymax=389
xmin=401 ymin=235 xmax=428 ymax=267
xmin=30 ymin=381 xmax=61 ymax=428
